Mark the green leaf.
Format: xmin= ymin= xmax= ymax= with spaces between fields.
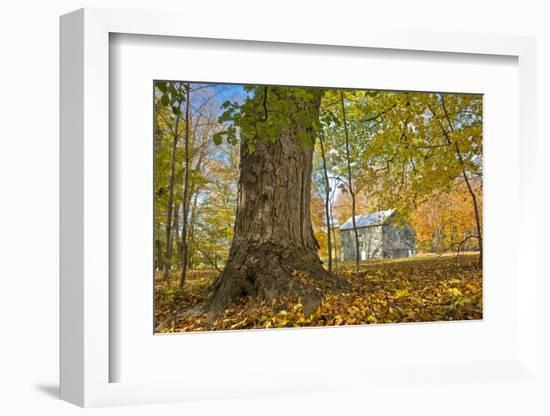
xmin=168 ymin=84 xmax=177 ymax=97
xmin=157 ymin=82 xmax=167 ymax=93
xmin=212 ymin=132 xmax=223 ymax=146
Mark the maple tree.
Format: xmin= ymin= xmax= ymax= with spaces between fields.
xmin=153 ymin=82 xmax=483 ymax=331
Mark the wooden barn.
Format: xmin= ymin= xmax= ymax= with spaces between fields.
xmin=339 ymin=209 xmax=416 ymax=262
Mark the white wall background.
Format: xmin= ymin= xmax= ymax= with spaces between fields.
xmin=0 ymin=1 xmax=548 ymax=415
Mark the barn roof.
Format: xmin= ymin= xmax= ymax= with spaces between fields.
xmin=339 ymin=209 xmax=395 ymax=231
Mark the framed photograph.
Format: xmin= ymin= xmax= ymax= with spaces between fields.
xmin=60 ymin=8 xmax=539 ymax=408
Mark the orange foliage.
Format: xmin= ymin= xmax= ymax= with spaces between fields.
xmin=411 ymin=178 xmax=482 ymax=253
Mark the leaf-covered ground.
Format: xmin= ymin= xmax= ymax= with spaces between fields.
xmin=155 ymin=253 xmax=482 ymax=333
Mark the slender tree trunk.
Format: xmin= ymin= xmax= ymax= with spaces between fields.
xmin=459 ymin=169 xmax=482 ymax=265
xmin=318 ymin=134 xmax=332 ymax=272
xmin=340 ymin=91 xmax=360 ymax=273
xmin=163 ymin=113 xmax=180 ymax=280
xmin=440 ymin=97 xmax=483 ymax=267
xmin=154 ymin=99 xmax=164 ymax=274
xmin=331 ymin=200 xmax=339 ymax=272
xmin=179 ymin=84 xmax=191 ymax=289
xmin=155 ymin=239 xmax=163 ymax=273
xmin=186 ymin=150 xmax=206 ymax=270
xmin=206 ymin=91 xmax=349 ymax=318
xmin=173 ymin=203 xmax=180 ymax=266
xmin=187 ymin=190 xmax=200 ymax=270
xmin=153 ymin=107 xmax=162 ymax=190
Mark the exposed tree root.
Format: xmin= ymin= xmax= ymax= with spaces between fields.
xmin=202 ymin=243 xmax=351 ymax=321
xmin=157 ymin=245 xmax=351 ymax=331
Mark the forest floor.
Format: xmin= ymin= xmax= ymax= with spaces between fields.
xmin=155 ymin=252 xmax=482 ymax=333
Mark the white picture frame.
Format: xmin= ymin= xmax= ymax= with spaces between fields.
xmin=60 ymin=7 xmax=539 ymax=408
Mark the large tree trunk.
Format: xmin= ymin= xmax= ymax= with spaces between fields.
xmin=206 ymin=95 xmax=349 ymax=317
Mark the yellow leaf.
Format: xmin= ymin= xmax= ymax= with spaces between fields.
xmin=395 ymin=289 xmax=409 ymax=299
xmin=448 ymin=288 xmax=462 ymax=297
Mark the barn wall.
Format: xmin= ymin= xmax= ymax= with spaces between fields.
xmin=340 ymin=224 xmax=417 ymax=261
xmin=382 ymin=225 xmax=416 ymax=258
xmin=340 ymin=226 xmax=383 ymax=262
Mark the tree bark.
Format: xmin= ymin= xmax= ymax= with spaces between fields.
xmin=205 ymin=92 xmax=349 ymax=318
